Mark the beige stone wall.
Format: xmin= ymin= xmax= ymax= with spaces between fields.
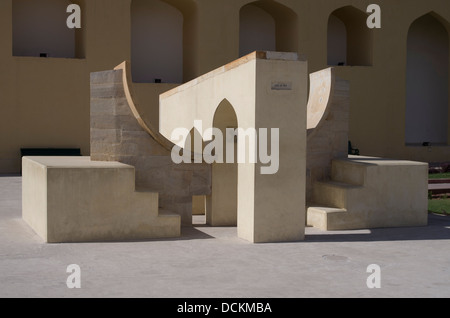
xmin=0 ymin=0 xmax=131 ymax=173
xmin=12 ymin=0 xmax=76 ymax=58
xmin=1 ymin=0 xmax=450 ymax=173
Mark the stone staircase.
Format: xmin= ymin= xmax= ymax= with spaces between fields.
xmin=307 ymin=156 xmax=429 ymax=231
xmin=22 ymin=156 xmax=181 ymax=243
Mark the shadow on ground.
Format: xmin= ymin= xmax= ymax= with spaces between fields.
xmin=305 ymin=214 xmax=450 ymax=242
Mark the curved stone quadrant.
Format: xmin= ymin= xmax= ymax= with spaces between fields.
xmin=306 ymin=69 xmax=428 ymax=230
xmin=90 ymin=67 xmax=211 ymax=225
xmin=306 ymin=68 xmax=350 ymax=203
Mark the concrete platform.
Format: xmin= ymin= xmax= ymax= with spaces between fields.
xmin=1 ymin=175 xmax=450 ymax=297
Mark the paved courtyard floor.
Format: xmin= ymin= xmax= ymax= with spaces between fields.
xmin=0 ymin=176 xmax=449 ymax=298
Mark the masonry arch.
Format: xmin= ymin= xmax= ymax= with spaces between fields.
xmin=239 ymin=0 xmax=297 ymax=57
xmin=206 ymin=99 xmax=238 ymax=226
xmin=406 ymin=13 xmax=450 ymax=145
xmin=159 ymin=52 xmax=306 ymax=242
xmin=12 ymin=0 xmax=81 ymax=58
xmin=327 ymin=6 xmax=373 ymax=66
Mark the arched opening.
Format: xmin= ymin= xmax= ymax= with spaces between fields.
xmin=327 ymin=6 xmax=372 ymax=66
xmin=327 ymin=15 xmax=347 ymax=66
xmin=180 ymin=126 xmax=208 ymax=225
xmin=239 ymin=0 xmax=297 ymax=57
xmin=12 ymin=0 xmax=80 ymax=58
xmin=406 ymin=13 xmax=449 ymax=145
xmin=131 ymin=0 xmax=183 ymax=83
xmin=206 ymin=99 xmax=238 ymax=226
xmin=239 ymin=4 xmax=276 ymax=56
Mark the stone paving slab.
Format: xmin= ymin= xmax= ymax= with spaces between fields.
xmin=0 ymin=176 xmax=449 ymax=298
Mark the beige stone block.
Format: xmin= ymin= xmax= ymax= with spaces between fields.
xmin=90 ymin=154 xmax=111 ymax=162
xmin=307 ymin=206 xmax=348 ymax=230
xmin=90 ymin=83 xmax=126 ymax=99
xmin=91 ymin=114 xmax=119 ymax=130
xmin=313 ymin=180 xmax=362 ymax=209
xmin=112 ymin=142 xmax=139 ymax=156
xmin=91 ymin=97 xmax=130 ymax=117
xmin=22 ymin=156 xmax=180 ymax=243
xmin=90 ymin=70 xmax=122 ymax=85
xmin=114 ymin=98 xmax=135 ymax=116
xmin=309 ymin=156 xmax=428 ymax=230
xmin=90 ymin=128 xmax=122 ymax=143
xmin=331 ymin=160 xmax=366 ymax=186
xmin=120 ymin=131 xmax=169 ymax=157
xmin=90 ymin=141 xmax=116 ymax=157
xmin=91 ymin=97 xmax=116 ymax=116
xmin=118 ymin=115 xmax=144 ymax=131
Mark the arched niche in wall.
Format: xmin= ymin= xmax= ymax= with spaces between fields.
xmin=131 ymin=0 xmax=183 ymax=83
xmin=12 ymin=0 xmax=82 ymax=58
xmin=327 ymin=6 xmax=373 ymax=66
xmin=405 ymin=13 xmax=449 ymax=145
xmin=131 ymin=0 xmax=198 ymax=83
xmin=239 ymin=0 xmax=297 ymax=57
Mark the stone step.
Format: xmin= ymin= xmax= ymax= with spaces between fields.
xmin=158 ymin=209 xmax=180 ymax=218
xmin=134 ymin=186 xmax=159 ymax=214
xmin=307 ymin=204 xmax=369 ymax=231
xmin=307 ymin=205 xmax=348 ymax=231
xmin=331 ymin=157 xmax=367 ymax=186
xmin=312 ymin=180 xmax=362 ymax=208
xmin=22 ymin=156 xmax=181 ymax=242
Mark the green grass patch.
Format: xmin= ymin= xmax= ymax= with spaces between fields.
xmin=428 ymin=198 xmax=450 ymax=215
xmin=429 ymin=172 xmax=450 ymax=180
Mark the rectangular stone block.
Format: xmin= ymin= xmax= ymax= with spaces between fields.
xmin=118 ymin=115 xmax=145 ymax=131
xmin=90 ymin=83 xmax=126 ymax=99
xmin=91 ymin=98 xmax=115 ymax=115
xmin=91 ymin=97 xmax=128 ymax=116
xmin=90 ymin=128 xmax=121 ymax=144
xmin=91 ymin=114 xmax=119 ymax=130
